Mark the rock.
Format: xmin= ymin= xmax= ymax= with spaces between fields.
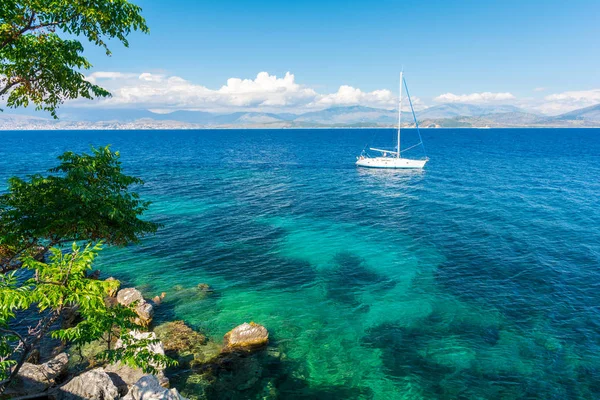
xmin=123 ymin=375 xmax=186 ymax=400
xmin=154 ymin=321 xmax=206 ymax=353
xmin=177 ymin=372 xmax=213 ymax=400
xmin=105 ymin=363 xmax=169 ymax=395
xmin=153 ymin=321 xmax=216 ymax=369
xmin=88 ymin=269 xmax=101 ymax=280
xmin=226 ymin=356 xmax=262 ymax=391
xmin=171 ymin=284 xmax=213 ymax=301
xmin=106 ymin=331 xmax=170 ymax=395
xmin=44 ymin=352 xmax=69 ymax=376
xmin=152 ymin=292 xmax=166 ymax=305
xmin=72 ymin=335 xmax=119 ymax=369
xmin=195 ymin=284 xmax=213 ymax=300
xmin=62 ymin=304 xmax=81 ymax=329
xmin=105 ymin=295 xmax=119 ymax=308
xmin=5 ymin=352 xmax=68 ymax=396
xmin=117 ymin=288 xmax=145 ymax=307
xmin=204 ymin=353 xmax=263 ymax=396
xmin=223 ymin=322 xmax=269 ymax=352
xmin=26 ymin=348 xmax=40 ymax=364
xmin=117 ymin=287 xmax=154 ymax=327
xmin=260 ymin=378 xmax=279 ymax=399
xmin=106 ymin=277 xmax=121 ymax=297
xmin=135 ymin=301 xmax=154 ymax=327
xmin=51 ymin=368 xmax=118 ymax=400
xmin=196 ymin=283 xmax=211 ymax=293
xmin=190 ymin=341 xmax=223 ymax=367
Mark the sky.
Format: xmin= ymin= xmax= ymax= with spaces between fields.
xmin=10 ymin=0 xmax=600 ymax=115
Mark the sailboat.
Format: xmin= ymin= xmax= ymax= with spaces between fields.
xmin=356 ymin=72 xmax=428 ymax=169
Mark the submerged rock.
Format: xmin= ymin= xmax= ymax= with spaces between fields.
xmin=171 ymin=283 xmax=214 ymax=301
xmin=5 ymin=352 xmax=68 ymax=397
xmin=223 ymin=322 xmax=269 ymax=352
xmin=51 ymin=367 xmax=118 ymax=400
xmin=152 ymin=292 xmax=167 ymax=305
xmin=123 ymin=375 xmax=186 ymax=400
xmin=191 ymin=341 xmax=223 ymax=366
xmin=153 ymin=321 xmax=220 ymax=368
xmin=215 ymin=354 xmax=263 ymax=391
xmin=196 ymin=283 xmax=213 ymax=299
xmin=176 ymin=372 xmax=213 ymax=400
xmin=416 ymin=336 xmax=476 ymax=371
xmin=154 ymin=321 xmax=207 ymax=353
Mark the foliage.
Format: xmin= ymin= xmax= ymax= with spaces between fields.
xmin=0 ymin=0 xmax=148 ymax=117
xmin=0 ymin=242 xmax=174 ymax=390
xmin=98 ymin=332 xmax=178 ymax=375
xmin=0 ymin=145 xmax=159 ymax=272
xmin=0 ymin=146 xmax=169 ymax=392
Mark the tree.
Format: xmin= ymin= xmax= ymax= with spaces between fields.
xmin=0 ymin=146 xmax=159 ymax=272
xmin=0 ymin=242 xmax=175 ymax=392
xmin=0 ymin=0 xmax=148 ymax=117
xmin=0 ymin=147 xmax=170 ymax=392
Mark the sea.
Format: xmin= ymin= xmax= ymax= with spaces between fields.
xmin=1 ymin=128 xmax=599 ymax=399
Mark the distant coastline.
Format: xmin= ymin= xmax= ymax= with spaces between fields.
xmin=1 ymin=103 xmax=599 ymax=130
xmin=2 ymin=126 xmax=600 ymax=131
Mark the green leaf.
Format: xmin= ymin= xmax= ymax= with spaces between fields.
xmin=0 ymin=0 xmax=148 ymax=117
xmin=0 ymin=146 xmax=159 ymax=269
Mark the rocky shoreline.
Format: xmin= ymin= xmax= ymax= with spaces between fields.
xmin=5 ymin=279 xmax=271 ymax=400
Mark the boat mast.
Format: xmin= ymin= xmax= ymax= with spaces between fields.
xmin=397 ymin=71 xmax=403 ymax=159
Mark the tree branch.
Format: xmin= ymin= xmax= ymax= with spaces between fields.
xmin=27 ymin=19 xmax=70 ymax=34
xmin=19 ymin=11 xmax=37 ymax=35
xmin=0 ymin=328 xmax=25 ymax=347
xmin=0 ymin=13 xmax=75 ymax=51
xmin=0 ymin=11 xmax=35 ymax=50
xmin=0 ymin=80 xmax=23 ymax=98
xmin=0 ymin=240 xmax=41 ymax=274
xmin=0 ymin=309 xmax=63 ymax=393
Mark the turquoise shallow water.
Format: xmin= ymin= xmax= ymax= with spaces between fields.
xmin=1 ymin=128 xmax=600 ymax=399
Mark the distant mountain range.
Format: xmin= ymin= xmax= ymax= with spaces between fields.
xmin=1 ymin=103 xmax=600 ymax=129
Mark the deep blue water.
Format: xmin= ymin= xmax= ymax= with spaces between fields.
xmin=1 ymin=128 xmax=600 ymax=399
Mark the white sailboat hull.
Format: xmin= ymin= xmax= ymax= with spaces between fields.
xmin=356 ymin=157 xmax=428 ymax=169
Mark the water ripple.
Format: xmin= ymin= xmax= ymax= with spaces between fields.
xmin=1 ymin=128 xmax=600 ymax=399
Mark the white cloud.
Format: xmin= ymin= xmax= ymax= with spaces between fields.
xmin=432 ymin=88 xmax=600 ymax=115
xmin=85 ymin=72 xmax=138 ymax=84
xmin=216 ymin=72 xmax=317 ymax=107
xmin=77 ymin=71 xmax=408 ymax=112
xmin=138 ymin=73 xmax=166 ymax=82
xmin=81 ymin=71 xmax=324 ymax=111
xmin=312 ymin=85 xmax=396 ymax=108
xmin=78 ymin=72 xmax=600 ymax=116
xmin=544 ymin=89 xmax=600 ymax=104
xmin=529 ymin=89 xmax=600 ymax=115
xmin=434 ymin=92 xmax=516 ymax=103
